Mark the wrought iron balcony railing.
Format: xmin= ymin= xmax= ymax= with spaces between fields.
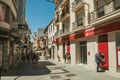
xmin=72 ymin=0 xmax=84 ymax=12
xmin=91 ymin=0 xmax=120 ymax=21
xmin=60 ymin=26 xmax=70 ymax=36
xmin=10 ymin=22 xmax=19 ymax=37
xmin=72 ymin=18 xmax=84 ymax=31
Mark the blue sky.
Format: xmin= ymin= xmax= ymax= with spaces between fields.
xmin=26 ymin=0 xmax=55 ymax=41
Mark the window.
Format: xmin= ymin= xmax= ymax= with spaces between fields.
xmin=53 ymin=23 xmax=54 ymax=31
xmin=114 ymin=0 xmax=120 ymax=10
xmin=76 ymin=12 xmax=84 ymax=26
xmin=96 ymin=0 xmax=105 ymax=17
xmin=98 ymin=34 xmax=108 ymax=42
xmin=51 ymin=25 xmax=52 ymax=32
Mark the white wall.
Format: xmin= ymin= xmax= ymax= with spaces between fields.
xmin=87 ymin=36 xmax=98 ymax=69
xmin=54 ymin=45 xmax=58 ymax=61
xmin=70 ymin=0 xmax=75 ymax=32
xmin=58 ymin=43 xmax=63 ymax=62
xmin=108 ymin=32 xmax=117 ymax=72
xmin=70 ymin=41 xmax=76 ymax=64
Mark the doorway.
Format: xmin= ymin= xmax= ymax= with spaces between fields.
xmin=80 ymin=41 xmax=87 ymax=64
xmin=98 ymin=34 xmax=109 ymax=70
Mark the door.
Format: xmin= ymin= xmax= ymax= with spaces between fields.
xmin=116 ymin=32 xmax=120 ymax=72
xmin=80 ymin=41 xmax=87 ymax=64
xmin=98 ymin=34 xmax=109 ymax=70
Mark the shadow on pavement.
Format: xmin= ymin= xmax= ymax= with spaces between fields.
xmin=1 ymin=61 xmax=56 ymax=76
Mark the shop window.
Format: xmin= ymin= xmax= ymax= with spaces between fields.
xmin=98 ymin=34 xmax=108 ymax=42
xmin=114 ymin=0 xmax=120 ymax=10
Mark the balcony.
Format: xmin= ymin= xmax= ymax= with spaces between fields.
xmin=55 ymin=32 xmax=60 ymax=38
xmin=10 ymin=22 xmax=19 ymax=38
xmin=60 ymin=26 xmax=70 ymax=37
xmin=72 ymin=18 xmax=85 ymax=32
xmin=55 ymin=18 xmax=59 ymax=25
xmin=90 ymin=0 xmax=120 ymax=25
xmin=55 ymin=0 xmax=63 ymax=11
xmin=60 ymin=6 xmax=70 ymax=22
xmin=72 ymin=0 xmax=84 ymax=12
xmin=0 ymin=21 xmax=10 ymax=31
xmin=59 ymin=0 xmax=68 ymax=7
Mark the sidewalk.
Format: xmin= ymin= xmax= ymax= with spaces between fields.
xmin=1 ymin=59 xmax=120 ymax=80
xmin=48 ymin=60 xmax=120 ymax=80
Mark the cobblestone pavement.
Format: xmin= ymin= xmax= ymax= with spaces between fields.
xmin=1 ymin=60 xmax=120 ymax=80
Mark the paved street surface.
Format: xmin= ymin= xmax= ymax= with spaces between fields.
xmin=1 ymin=60 xmax=120 ymax=80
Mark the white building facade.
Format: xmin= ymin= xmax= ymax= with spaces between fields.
xmin=46 ymin=19 xmax=57 ymax=61
xmin=53 ymin=0 xmax=120 ymax=75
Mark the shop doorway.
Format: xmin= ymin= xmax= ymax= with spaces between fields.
xmin=98 ymin=34 xmax=109 ymax=70
xmin=80 ymin=41 xmax=87 ymax=64
xmin=116 ymin=32 xmax=120 ymax=72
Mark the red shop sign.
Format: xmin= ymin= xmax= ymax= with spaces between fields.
xmin=95 ymin=22 xmax=120 ymax=35
xmin=84 ymin=28 xmax=94 ymax=37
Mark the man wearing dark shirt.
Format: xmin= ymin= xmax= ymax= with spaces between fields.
xmin=95 ymin=53 xmax=101 ymax=72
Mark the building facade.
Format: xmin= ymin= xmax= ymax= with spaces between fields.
xmin=44 ymin=19 xmax=57 ymax=60
xmin=0 ymin=0 xmax=18 ymax=70
xmin=53 ymin=0 xmax=120 ymax=75
xmin=0 ymin=0 xmax=31 ymax=71
xmin=33 ymin=28 xmax=46 ymax=58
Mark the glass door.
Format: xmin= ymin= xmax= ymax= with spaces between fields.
xmin=80 ymin=41 xmax=87 ymax=64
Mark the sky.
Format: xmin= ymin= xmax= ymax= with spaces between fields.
xmin=26 ymin=0 xmax=55 ymax=41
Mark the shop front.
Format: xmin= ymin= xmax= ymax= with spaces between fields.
xmin=116 ymin=32 xmax=120 ymax=72
xmin=85 ymin=22 xmax=120 ymax=73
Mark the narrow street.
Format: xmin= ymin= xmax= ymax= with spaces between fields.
xmin=1 ymin=60 xmax=120 ymax=80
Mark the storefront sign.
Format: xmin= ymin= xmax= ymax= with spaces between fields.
xmin=69 ymin=35 xmax=75 ymax=41
xmin=75 ymin=32 xmax=84 ymax=39
xmin=63 ymin=37 xmax=69 ymax=42
xmin=84 ymin=28 xmax=94 ymax=37
xmin=58 ymin=38 xmax=62 ymax=43
xmin=95 ymin=22 xmax=120 ymax=35
xmin=52 ymin=40 xmax=56 ymax=44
